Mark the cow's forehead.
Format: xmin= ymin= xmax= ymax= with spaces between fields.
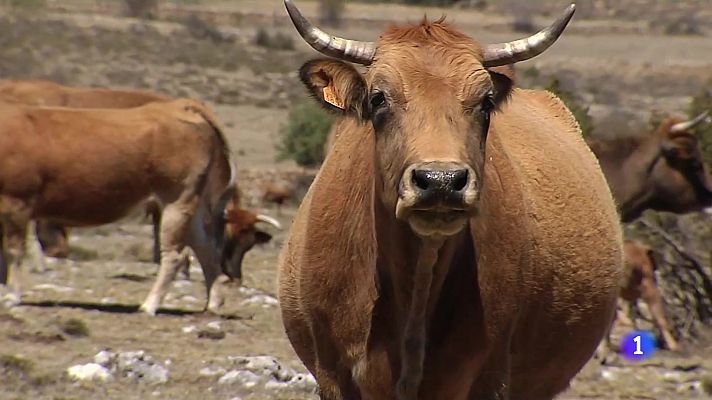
xmin=366 ymin=21 xmax=491 ymax=103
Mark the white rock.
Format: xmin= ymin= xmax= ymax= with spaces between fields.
xmin=662 ymin=371 xmax=684 ymax=383
xmin=182 ymin=325 xmax=198 ymax=334
xmin=218 ymin=370 xmax=263 ymax=387
xmin=264 ymin=380 xmax=291 ymax=391
xmin=288 ymin=373 xmax=318 ymax=392
xmin=231 ymin=355 xmax=281 ymax=376
xmin=180 ymin=295 xmax=198 ymax=303
xmin=100 ymin=297 xmax=118 ymax=304
xmin=239 ymin=294 xmax=278 ymax=308
xmin=199 ymin=366 xmax=227 ymax=377
xmin=114 ymin=350 xmax=170 ymax=384
xmin=601 ymin=369 xmax=617 ymax=381
xmin=93 ymin=350 xmax=115 ymax=367
xmin=237 ymin=286 xmax=259 ymax=296
xmin=206 ymin=321 xmax=222 ymax=331
xmin=172 ymin=280 xmax=191 ymax=289
xmin=67 ymin=363 xmax=112 ymax=382
xmin=33 ymin=283 xmax=74 ymax=292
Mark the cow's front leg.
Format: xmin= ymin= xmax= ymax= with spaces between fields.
xmin=140 ymin=202 xmax=193 ymax=315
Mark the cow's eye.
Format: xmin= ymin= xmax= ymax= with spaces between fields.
xmin=369 ymin=91 xmax=386 ymax=111
xmin=480 ymin=93 xmax=495 ymax=137
xmin=481 ymin=93 xmax=495 ymax=115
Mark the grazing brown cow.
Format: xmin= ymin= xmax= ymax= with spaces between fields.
xmin=0 ymin=99 xmax=265 ymax=315
xmin=260 ymin=182 xmax=294 ymax=215
xmin=0 ymin=79 xmax=170 ymax=108
xmin=278 ymin=2 xmax=623 ymax=399
xmin=0 ymin=79 xmax=171 ymax=260
xmin=588 ymin=112 xmax=712 ymax=223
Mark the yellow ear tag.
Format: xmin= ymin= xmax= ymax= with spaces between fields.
xmin=323 ymin=84 xmax=345 ymax=109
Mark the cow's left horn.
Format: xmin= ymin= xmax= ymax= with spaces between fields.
xmin=482 ymin=4 xmax=576 ymax=67
xmin=669 ymin=111 xmax=710 ymax=133
xmin=284 ymin=0 xmax=376 ymax=65
xmin=256 ymin=214 xmax=282 ymax=230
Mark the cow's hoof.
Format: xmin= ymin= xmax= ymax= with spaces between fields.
xmin=138 ymin=303 xmax=158 ymax=316
xmin=0 ymin=292 xmax=21 ymax=308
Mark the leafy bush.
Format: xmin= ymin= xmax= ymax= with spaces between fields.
xmin=278 ymin=101 xmax=335 ymax=167
xmin=546 ymin=78 xmax=594 ymax=138
xmin=403 ymin=0 xmax=458 ymax=5
xmin=661 ymin=14 xmax=704 ymax=36
xmin=254 ymin=27 xmax=295 ymax=50
xmin=183 ymin=14 xmax=230 ymax=43
xmin=3 ymin=0 xmax=46 ymax=10
xmin=687 ymin=84 xmax=712 ymax=165
xmin=123 ymin=0 xmax=158 ymax=19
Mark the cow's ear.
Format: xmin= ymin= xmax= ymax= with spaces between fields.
xmin=487 ymin=65 xmax=515 ymax=109
xmin=662 ymin=137 xmax=697 ymax=161
xmin=255 ymin=230 xmax=273 ymax=245
xmin=300 ymin=59 xmax=367 ymax=117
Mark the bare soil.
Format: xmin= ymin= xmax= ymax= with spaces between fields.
xmin=0 ymin=2 xmax=711 ymax=399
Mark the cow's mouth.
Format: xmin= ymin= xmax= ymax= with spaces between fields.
xmin=406 ymin=209 xmax=469 ymax=237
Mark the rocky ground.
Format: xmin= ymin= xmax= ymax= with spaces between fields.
xmin=0 ymin=1 xmax=711 ymax=399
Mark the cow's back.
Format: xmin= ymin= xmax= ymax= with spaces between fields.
xmin=477 ymin=88 xmax=623 ymax=397
xmin=0 ymin=100 xmax=221 ymax=224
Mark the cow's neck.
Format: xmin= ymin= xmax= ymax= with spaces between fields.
xmin=374 ymin=206 xmax=466 ymax=329
xmin=374 ymin=201 xmax=469 ymax=397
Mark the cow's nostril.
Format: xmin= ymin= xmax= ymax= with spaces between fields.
xmin=412 ymin=170 xmax=431 ymax=191
xmin=451 ymin=169 xmax=468 ymax=192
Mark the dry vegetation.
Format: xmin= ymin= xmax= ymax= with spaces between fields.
xmin=0 ymin=1 xmax=710 ymax=399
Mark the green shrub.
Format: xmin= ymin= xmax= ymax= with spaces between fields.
xmin=546 ymin=78 xmax=594 ymax=138
xmin=278 ymin=101 xmax=335 ymax=167
xmin=687 ymin=84 xmax=712 ymax=165
xmin=3 ymin=0 xmax=46 ymax=10
xmin=123 ymin=0 xmax=158 ymax=19
xmin=254 ymin=28 xmax=294 ymax=51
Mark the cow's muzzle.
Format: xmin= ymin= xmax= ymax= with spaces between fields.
xmin=396 ymin=161 xmax=478 ymax=236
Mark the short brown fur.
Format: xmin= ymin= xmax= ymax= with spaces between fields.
xmin=280 ymin=18 xmax=622 ymax=400
xmin=0 ymin=79 xmax=170 ymax=260
xmin=0 ymin=99 xmax=235 ymax=315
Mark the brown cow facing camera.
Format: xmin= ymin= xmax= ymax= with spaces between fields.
xmin=277 ymin=1 xmax=623 ymax=399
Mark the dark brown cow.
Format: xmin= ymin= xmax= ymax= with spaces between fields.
xmin=278 ymin=2 xmax=623 ymax=399
xmin=0 ymin=80 xmax=171 ymax=260
xmin=588 ymin=113 xmax=712 ymax=223
xmin=0 ymin=99 xmax=276 ymax=315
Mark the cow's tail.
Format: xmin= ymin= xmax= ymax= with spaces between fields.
xmin=174 ymin=99 xmax=239 ymax=263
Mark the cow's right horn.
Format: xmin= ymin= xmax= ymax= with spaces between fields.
xmin=284 ymin=0 xmax=376 ymax=65
xmin=669 ymin=111 xmax=710 ymax=133
xmin=256 ymin=214 xmax=282 ymax=230
xmin=482 ymin=4 xmax=576 ymax=67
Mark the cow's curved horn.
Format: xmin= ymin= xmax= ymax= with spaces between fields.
xmin=284 ymin=0 xmax=376 ymax=65
xmin=669 ymin=111 xmax=710 ymax=133
xmin=482 ymin=4 xmax=576 ymax=67
xmin=256 ymin=214 xmax=282 ymax=230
